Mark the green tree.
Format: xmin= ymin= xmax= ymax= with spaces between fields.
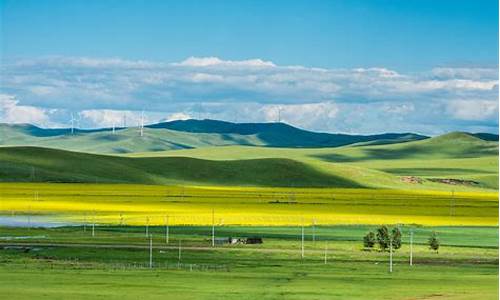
xmin=376 ymin=226 xmax=390 ymax=251
xmin=363 ymin=231 xmax=376 ymax=249
xmin=428 ymin=231 xmax=440 ymax=253
xmin=391 ymin=227 xmax=402 ymax=250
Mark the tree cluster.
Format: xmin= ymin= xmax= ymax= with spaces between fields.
xmin=363 ymin=225 xmax=401 ymax=251
xmin=363 ymin=226 xmax=440 ymax=253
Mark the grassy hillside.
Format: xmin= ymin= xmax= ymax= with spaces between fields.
xmin=0 ymin=123 xmax=265 ymax=153
xmin=129 ymin=132 xmax=499 ymax=191
xmin=149 ymin=119 xmax=428 ymax=147
xmin=0 ymin=129 xmax=497 ymax=191
xmin=0 ymin=146 xmax=360 ymax=187
xmin=0 ymin=120 xmax=428 ymax=154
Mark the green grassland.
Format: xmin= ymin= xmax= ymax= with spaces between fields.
xmin=0 ymin=120 xmax=427 ymax=154
xmin=0 ymin=225 xmax=497 ymax=299
xmin=0 ymin=132 xmax=497 ymax=191
xmin=127 ymin=132 xmax=499 ymax=191
xmin=0 ymin=147 xmax=360 ymax=187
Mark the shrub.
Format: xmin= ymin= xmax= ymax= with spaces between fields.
xmin=428 ymin=231 xmax=440 ymax=253
xmin=363 ymin=231 xmax=376 ymax=249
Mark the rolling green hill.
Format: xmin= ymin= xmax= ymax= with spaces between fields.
xmin=0 ymin=120 xmax=497 ymax=191
xmin=0 ymin=120 xmax=429 ymax=154
xmin=0 ymin=146 xmax=361 ymax=187
xmin=148 ymin=119 xmax=429 ymax=147
xmin=128 ymin=132 xmax=499 ymax=191
xmin=313 ymin=132 xmax=499 ymax=162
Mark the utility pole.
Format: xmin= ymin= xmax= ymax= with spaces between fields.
xmin=389 ymin=238 xmax=393 ymax=273
xmin=165 ymin=215 xmax=169 ymax=244
xmin=212 ymin=209 xmax=215 ymax=247
xmin=178 ymin=239 xmax=182 ymax=264
xmin=410 ymin=230 xmax=413 ymax=266
xmin=301 ymin=223 xmax=305 ymax=259
xmin=324 ymin=242 xmax=328 ymax=264
xmin=149 ymin=234 xmax=153 ymax=269
xmin=83 ymin=213 xmax=87 ymax=233
xmin=92 ymin=215 xmax=95 ymax=238
xmin=312 ymin=219 xmax=316 ymax=243
xmin=27 ymin=205 xmax=31 ymax=230
xmin=450 ymin=190 xmax=455 ymax=217
xmin=145 ymin=217 xmax=149 ymax=237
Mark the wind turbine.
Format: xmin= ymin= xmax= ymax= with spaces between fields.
xmin=140 ymin=110 xmax=145 ymax=137
xmin=70 ymin=113 xmax=76 ymax=135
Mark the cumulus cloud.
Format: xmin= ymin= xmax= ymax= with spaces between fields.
xmin=0 ymin=56 xmax=498 ymax=134
xmin=261 ymin=102 xmax=339 ymax=130
xmin=447 ymin=100 xmax=499 ymax=121
xmin=164 ymin=112 xmax=192 ymax=122
xmin=175 ymin=56 xmax=276 ymax=68
xmin=0 ymin=94 xmax=55 ymax=126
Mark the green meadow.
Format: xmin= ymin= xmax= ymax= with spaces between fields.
xmin=0 ymin=225 xmax=497 ymax=300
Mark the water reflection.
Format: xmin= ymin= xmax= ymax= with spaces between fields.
xmin=0 ymin=215 xmax=76 ymax=228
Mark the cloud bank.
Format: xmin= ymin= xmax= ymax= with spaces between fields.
xmin=0 ymin=56 xmax=497 ymax=134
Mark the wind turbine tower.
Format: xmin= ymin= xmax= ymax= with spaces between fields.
xmin=140 ymin=111 xmax=144 ymax=137
xmin=70 ymin=113 xmax=76 ymax=135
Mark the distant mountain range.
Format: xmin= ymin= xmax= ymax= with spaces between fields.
xmin=0 ymin=119 xmax=496 ymax=154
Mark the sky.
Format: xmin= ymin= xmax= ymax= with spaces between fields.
xmin=0 ymin=0 xmax=498 ymax=135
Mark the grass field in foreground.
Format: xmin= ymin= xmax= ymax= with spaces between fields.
xmin=0 ymin=183 xmax=497 ymax=226
xmin=0 ymin=225 xmax=497 ymax=300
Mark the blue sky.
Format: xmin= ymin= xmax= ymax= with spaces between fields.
xmin=2 ymin=0 xmax=498 ymax=70
xmin=0 ymin=0 xmax=498 ymax=134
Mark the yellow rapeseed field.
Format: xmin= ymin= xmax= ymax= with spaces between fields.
xmin=0 ymin=183 xmax=497 ymax=226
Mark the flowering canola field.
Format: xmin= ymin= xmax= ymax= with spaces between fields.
xmin=0 ymin=183 xmax=497 ymax=226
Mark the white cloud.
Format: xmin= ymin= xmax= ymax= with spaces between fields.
xmin=0 ymin=56 xmax=498 ymax=134
xmin=447 ymin=100 xmax=499 ymax=121
xmin=431 ymin=67 xmax=498 ymax=80
xmin=176 ymin=56 xmax=275 ymax=68
xmin=261 ymin=102 xmax=339 ymax=130
xmin=79 ymin=109 xmax=153 ymax=128
xmin=164 ymin=112 xmax=192 ymax=122
xmin=0 ymin=94 xmax=54 ymax=126
xmin=382 ymin=103 xmax=415 ymax=115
